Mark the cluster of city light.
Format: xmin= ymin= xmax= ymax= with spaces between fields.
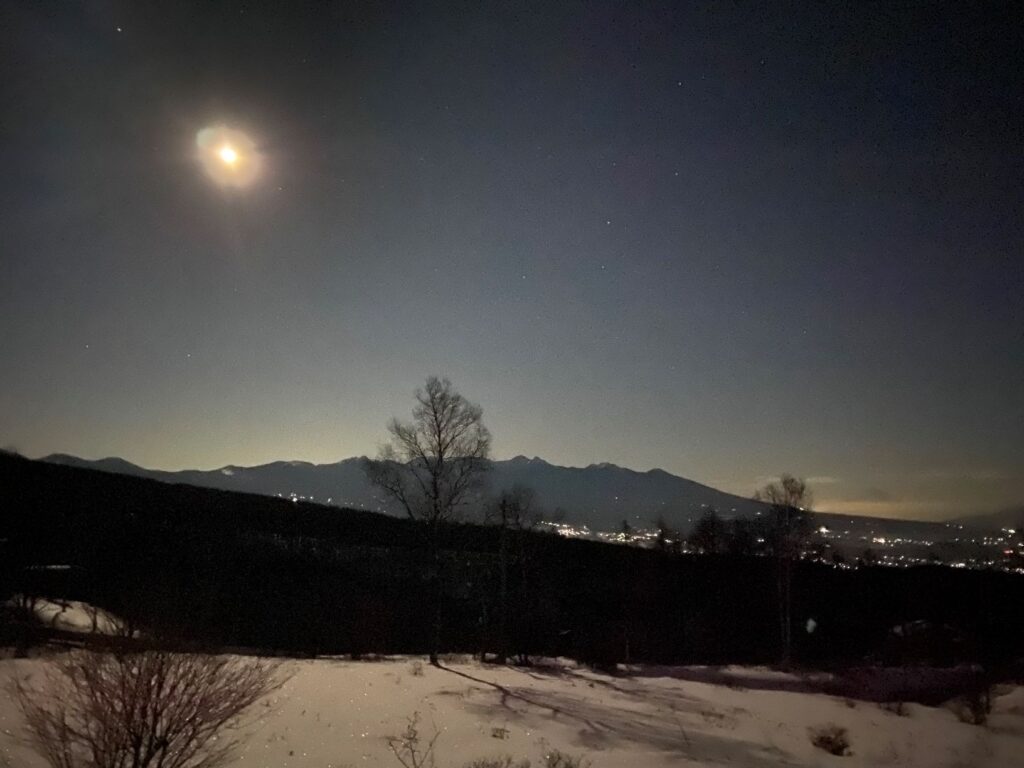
xmin=532 ymin=517 xmax=1024 ymax=575
xmin=258 ymin=491 xmax=1023 ymax=575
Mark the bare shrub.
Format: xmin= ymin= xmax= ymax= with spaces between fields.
xmin=383 ymin=715 xmax=586 ymax=768
xmin=387 ymin=712 xmax=439 ymax=768
xmin=541 ymin=750 xmax=591 ymax=768
xmin=12 ymin=648 xmax=283 ymax=768
xmin=809 ymin=723 xmax=851 ymax=756
xmin=409 ymin=660 xmax=425 ymax=677
xmin=880 ymin=700 xmax=907 ymax=717
xmin=955 ymin=685 xmax=992 ymax=726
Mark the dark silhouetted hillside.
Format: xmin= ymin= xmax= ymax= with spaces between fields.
xmin=4 ymin=452 xmax=1023 ymax=668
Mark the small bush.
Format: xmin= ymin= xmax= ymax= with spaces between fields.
xmin=809 ymin=723 xmax=851 ymax=756
xmin=12 ymin=649 xmax=283 ymax=768
xmin=880 ymin=700 xmax=907 ymax=717
xmin=387 ymin=712 xmax=439 ymax=768
xmin=386 ymin=716 xmax=586 ymax=768
xmin=491 ymin=726 xmax=510 ymax=739
xmin=955 ymin=685 xmax=992 ymax=726
xmin=541 ymin=750 xmax=591 ymax=768
xmin=410 ymin=659 xmax=425 ymax=677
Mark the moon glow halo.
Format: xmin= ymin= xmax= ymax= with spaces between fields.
xmin=196 ymin=126 xmax=261 ymax=188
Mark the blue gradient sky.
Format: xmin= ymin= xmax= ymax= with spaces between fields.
xmin=1 ymin=1 xmax=1021 ymax=519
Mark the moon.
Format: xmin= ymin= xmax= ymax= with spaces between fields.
xmin=196 ymin=125 xmax=262 ymax=188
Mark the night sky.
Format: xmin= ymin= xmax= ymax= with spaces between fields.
xmin=2 ymin=1 xmax=1021 ymax=520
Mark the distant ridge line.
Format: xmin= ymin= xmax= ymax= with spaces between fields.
xmin=37 ymin=451 xmax=967 ymax=534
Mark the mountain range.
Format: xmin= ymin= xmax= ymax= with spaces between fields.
xmin=38 ymin=452 xmax=1003 ymax=540
xmin=41 ymin=453 xmax=768 ymax=530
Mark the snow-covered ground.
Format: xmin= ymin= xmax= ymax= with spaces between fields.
xmin=2 ymin=654 xmax=1022 ymax=767
xmin=12 ymin=598 xmax=124 ymax=635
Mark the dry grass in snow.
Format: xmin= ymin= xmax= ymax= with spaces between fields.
xmin=2 ymin=654 xmax=1023 ymax=768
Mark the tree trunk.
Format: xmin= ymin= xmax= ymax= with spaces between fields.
xmin=429 ymin=526 xmax=441 ymax=666
xmin=497 ymin=523 xmax=509 ymax=664
xmin=778 ymin=556 xmax=790 ymax=668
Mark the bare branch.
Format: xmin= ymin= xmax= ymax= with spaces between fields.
xmin=364 ymin=376 xmax=491 ymax=528
xmin=11 ymin=649 xmax=285 ymax=768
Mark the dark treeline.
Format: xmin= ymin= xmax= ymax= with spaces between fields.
xmin=3 ymin=452 xmax=1022 ymax=668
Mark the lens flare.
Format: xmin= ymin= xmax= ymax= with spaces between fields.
xmin=196 ymin=126 xmax=261 ymax=188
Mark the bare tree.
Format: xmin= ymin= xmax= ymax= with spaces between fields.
xmin=485 ymin=485 xmax=540 ymax=664
xmin=364 ymin=376 xmax=492 ymax=664
xmin=754 ymin=475 xmax=813 ymax=667
xmin=688 ymin=508 xmax=728 ymax=554
xmin=12 ymin=649 xmax=283 ymax=768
